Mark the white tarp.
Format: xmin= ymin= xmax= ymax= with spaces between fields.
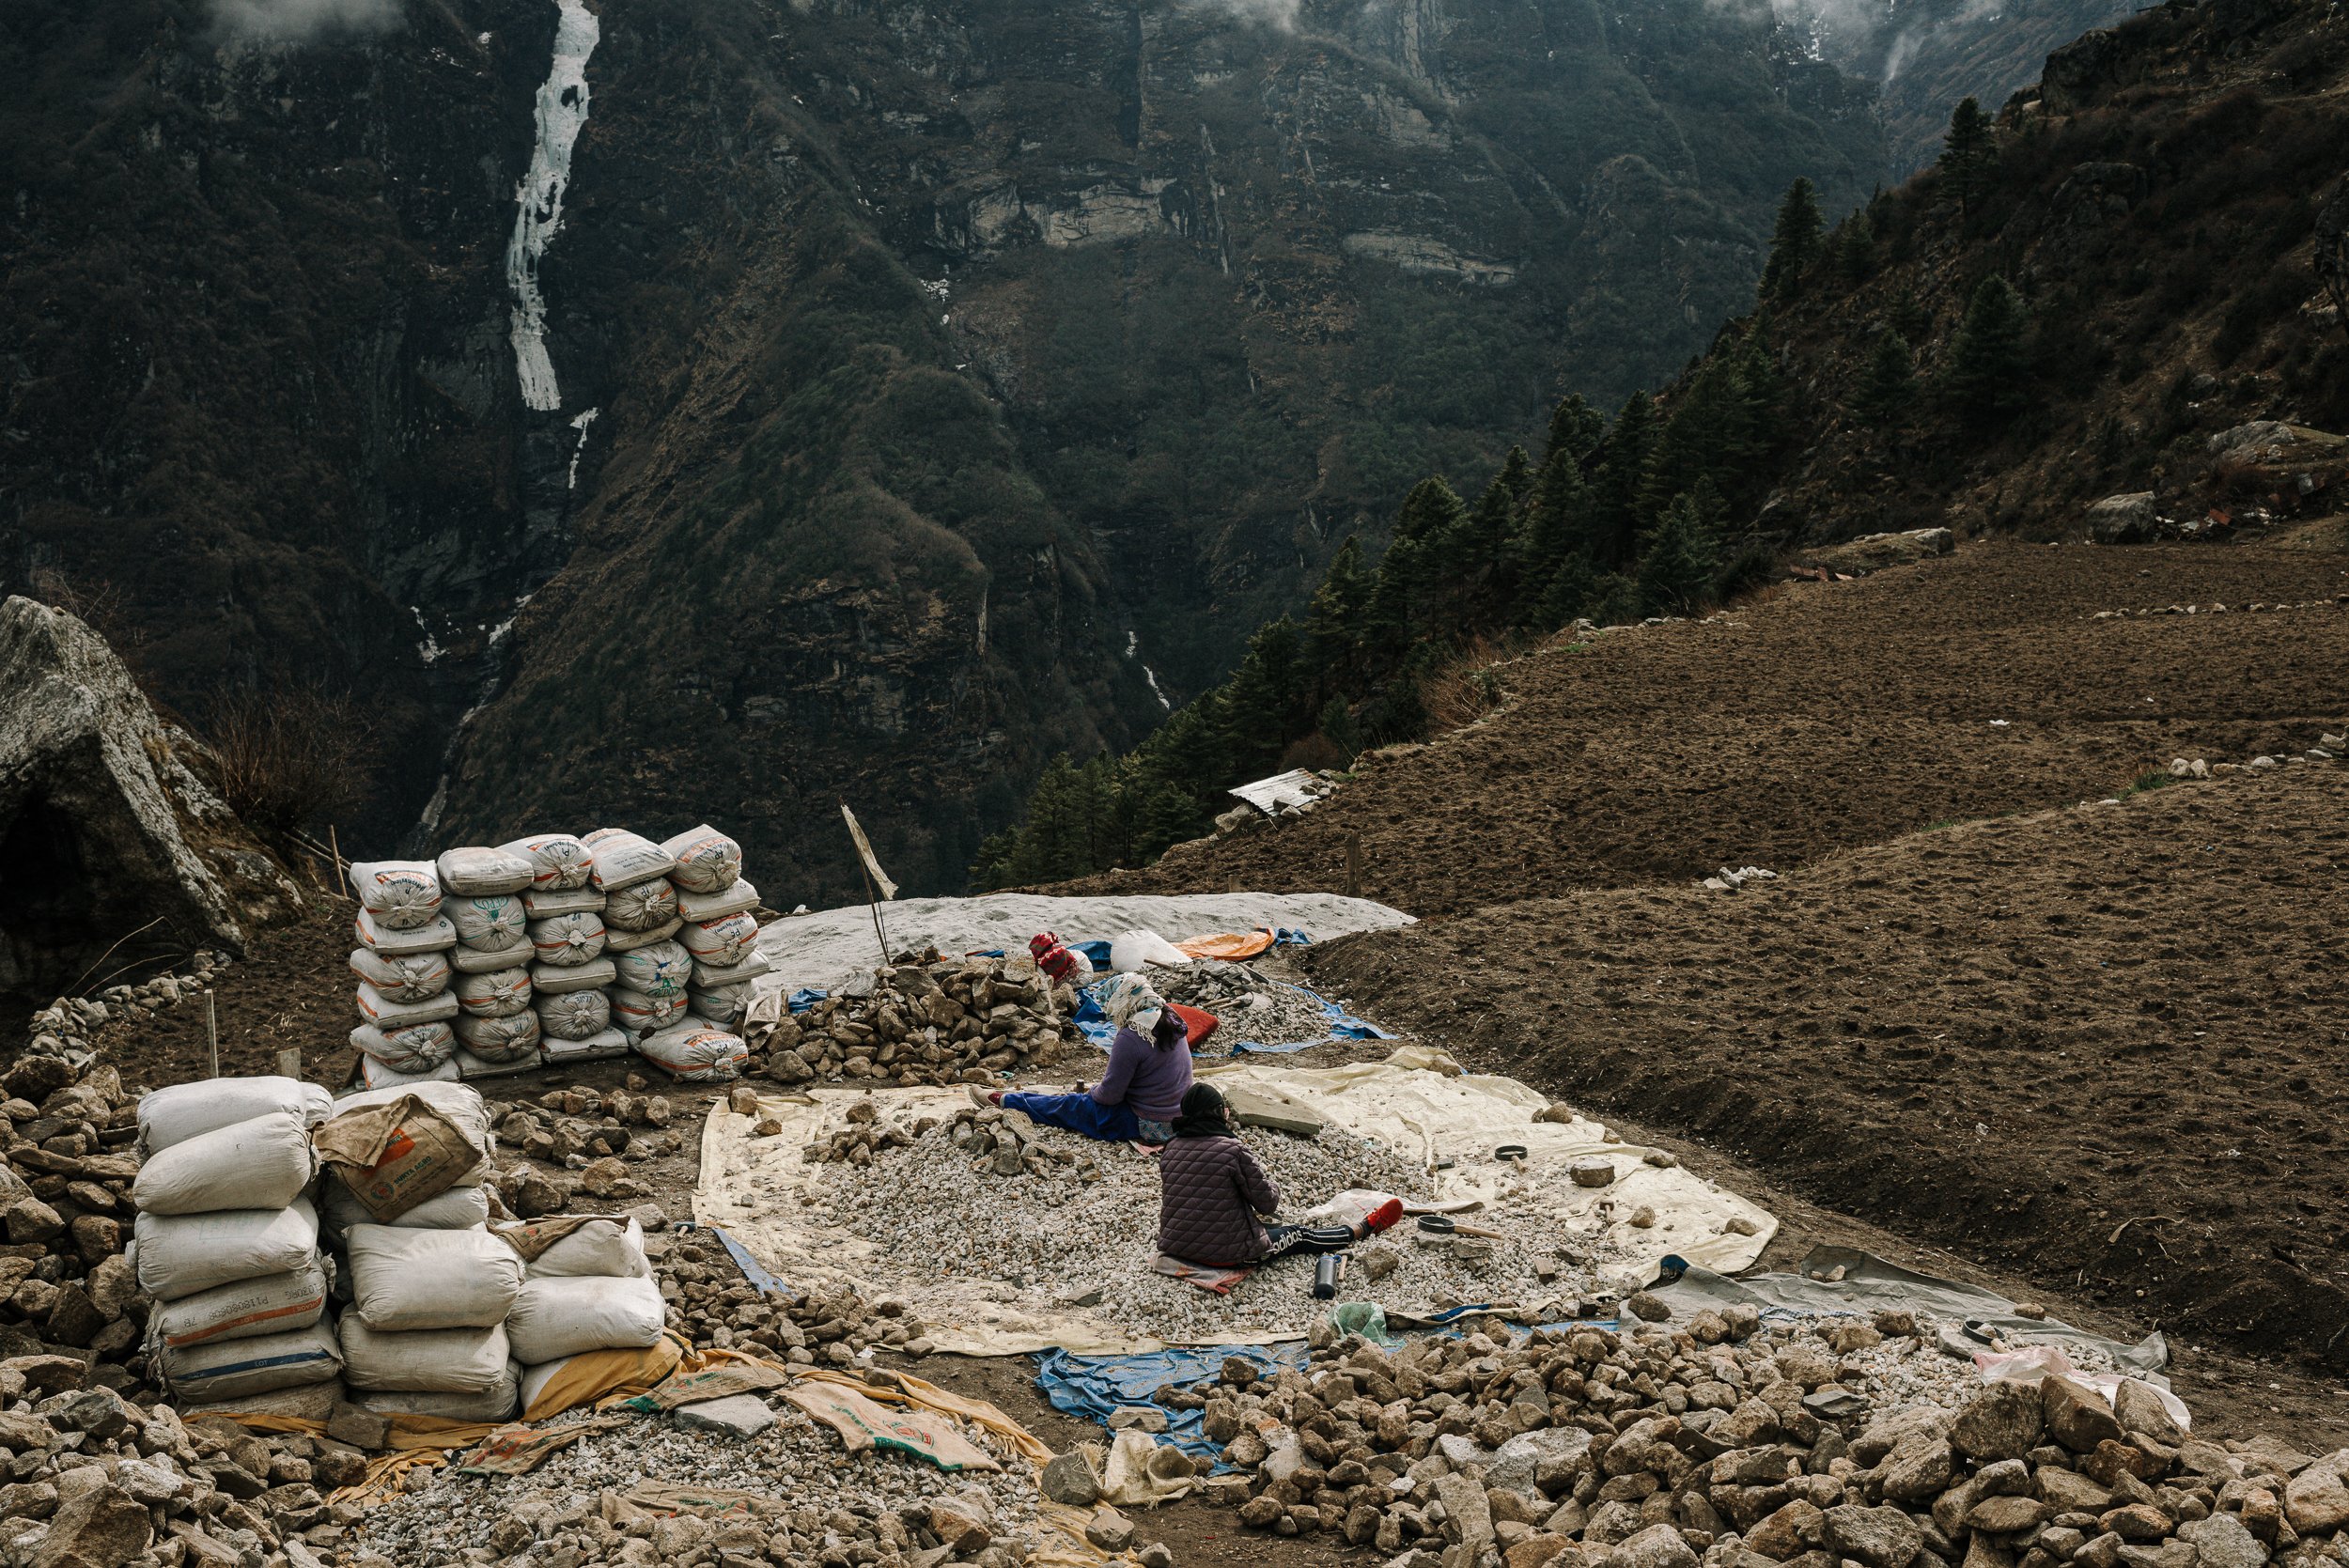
xmin=1228 ymin=768 xmax=1326 ymax=815
xmin=695 ymin=1050 xmax=1773 ymax=1357
xmin=744 ymin=891 xmax=1414 ymax=1026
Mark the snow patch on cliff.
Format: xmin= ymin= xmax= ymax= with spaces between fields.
xmin=567 ymin=408 xmax=599 ymax=489
xmin=506 ymin=0 xmax=599 ymax=413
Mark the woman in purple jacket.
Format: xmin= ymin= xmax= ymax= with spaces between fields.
xmin=970 ymin=974 xmax=1192 ymax=1141
xmin=1156 ymin=1083 xmax=1282 ymax=1266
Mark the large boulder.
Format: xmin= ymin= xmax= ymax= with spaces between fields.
xmin=0 ymin=598 xmax=300 ymax=995
xmin=1793 ymin=528 xmax=1955 ymax=578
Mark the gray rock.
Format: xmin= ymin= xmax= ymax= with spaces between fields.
xmin=1437 ymin=1470 xmax=1496 ymax=1550
xmin=1823 ymin=1504 xmax=1922 ymax=1568
xmin=1039 ymin=1452 xmax=1099 ymax=1508
xmin=0 ymin=597 xmax=303 ymax=996
xmin=672 ymin=1395 xmax=779 ymax=1439
xmin=1109 ymin=1405 xmax=1168 ymax=1434
xmin=1612 ymin=1524 xmax=1701 ymax=1568
xmin=2178 ymin=1513 xmax=2266 ymax=1568
xmin=1952 ymin=1382 xmax=2044 ymax=1463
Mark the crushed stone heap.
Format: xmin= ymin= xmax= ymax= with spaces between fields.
xmin=760 ymin=955 xmax=1080 ymax=1088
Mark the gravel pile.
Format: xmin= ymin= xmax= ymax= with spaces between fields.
xmin=1182 ymin=1302 xmax=2341 ymax=1568
xmin=801 ymin=1107 xmax=1648 ymax=1343
xmin=759 ymin=958 xmax=1080 ymax=1089
xmin=1156 ymin=960 xmax=1338 ymax=1048
xmin=347 ymin=1397 xmax=1051 ymax=1568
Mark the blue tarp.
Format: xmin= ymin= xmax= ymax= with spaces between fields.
xmin=1034 ymin=1344 xmax=1311 ymax=1467
xmin=787 ymin=987 xmax=828 ymax=1014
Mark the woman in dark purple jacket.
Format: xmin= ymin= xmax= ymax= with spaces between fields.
xmin=1155 ymin=1084 xmax=1283 ymax=1266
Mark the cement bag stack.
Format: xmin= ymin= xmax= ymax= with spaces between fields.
xmin=314 ymin=1083 xmax=519 ymax=1421
xmin=637 ymin=825 xmax=754 ymax=1082
xmin=586 ymin=828 xmax=691 ymax=1042
xmin=499 ymin=1215 xmax=666 ymax=1418
xmin=132 ymin=1078 xmax=343 ymax=1415
xmin=514 ymin=831 xmax=629 ymax=1067
xmin=441 ymin=846 xmax=542 ymax=1080
xmin=349 ymin=861 xmax=460 ymax=1089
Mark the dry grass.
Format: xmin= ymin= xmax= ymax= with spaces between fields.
xmin=1419 ymin=637 xmax=1514 ymax=734
xmin=202 ymin=685 xmax=378 ymax=836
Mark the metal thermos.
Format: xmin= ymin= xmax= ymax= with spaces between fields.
xmin=1313 ymin=1251 xmax=1347 ymax=1299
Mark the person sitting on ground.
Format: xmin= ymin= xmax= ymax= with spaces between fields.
xmin=1028 ymin=931 xmax=1092 ymax=986
xmin=1156 ymin=1082 xmax=1282 ymax=1266
xmin=970 ymin=973 xmax=1191 ymax=1142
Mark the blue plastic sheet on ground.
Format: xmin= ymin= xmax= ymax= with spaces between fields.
xmin=1034 ymin=1344 xmax=1311 ymax=1467
xmin=700 ymin=1224 xmax=803 ymax=1305
xmin=787 ymin=987 xmax=828 ymax=1014
xmin=1273 ymin=928 xmax=1314 ymax=946
xmin=1072 ymin=939 xmax=1114 ymax=969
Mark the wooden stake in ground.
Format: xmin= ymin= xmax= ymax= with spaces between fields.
xmin=839 ymin=803 xmax=898 ymax=969
xmin=205 ymin=990 xmax=219 ymax=1079
xmin=329 ymin=824 xmax=347 ymax=898
xmin=276 ymin=1047 xmax=302 ymax=1080
xmin=1345 ymin=833 xmax=1362 ymax=898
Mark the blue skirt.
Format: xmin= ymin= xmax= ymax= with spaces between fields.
xmin=1000 ymin=1092 xmax=1172 ymax=1143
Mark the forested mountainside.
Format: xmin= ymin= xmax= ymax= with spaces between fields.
xmin=0 ymin=0 xmax=1903 ymax=900
xmin=980 ymin=0 xmax=2349 ymax=888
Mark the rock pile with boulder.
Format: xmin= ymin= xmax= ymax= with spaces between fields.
xmin=760 ymin=957 xmax=1079 ymax=1088
xmin=1196 ymin=1310 xmax=2341 ymax=1568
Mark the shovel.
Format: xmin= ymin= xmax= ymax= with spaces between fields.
xmin=1416 ymin=1214 xmax=1504 ymax=1241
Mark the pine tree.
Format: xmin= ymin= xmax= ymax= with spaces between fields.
xmin=1542 ymin=394 xmax=1607 ymax=466
xmin=1941 ymin=276 xmax=2031 ymax=428
xmin=1441 ymin=473 xmax=1521 ymax=629
xmin=1636 ymin=493 xmax=1721 ymax=616
xmin=1583 ymin=392 xmax=1659 ymax=569
xmin=1497 ymin=445 xmax=1534 ymax=509
xmin=1849 ymin=328 xmax=1919 ymax=429
xmin=1759 ymin=178 xmax=1825 ymax=303
xmin=1836 ymin=210 xmax=1875 ymax=284
xmin=1516 ymin=443 xmax=1591 ymax=624
xmin=1366 ymin=477 xmax=1469 ymax=651
xmin=1302 ymin=536 xmax=1372 ymax=693
xmin=1940 ymin=98 xmax=1996 ymax=222
xmin=1317 ymin=694 xmax=1361 ymax=760
xmin=1219 ymin=616 xmax=1303 ymax=776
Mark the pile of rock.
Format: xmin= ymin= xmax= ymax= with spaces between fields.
xmin=654 ymin=1230 xmax=934 ymax=1362
xmin=0 ymin=1053 xmax=144 ymax=1371
xmin=1157 ymin=959 xmax=1338 ymax=1048
xmin=1194 ymin=1309 xmax=2349 ymax=1568
xmin=19 ymin=952 xmax=232 ymax=1056
xmin=761 ymin=958 xmax=1078 ymax=1088
xmin=479 ymin=1082 xmax=683 ymax=1219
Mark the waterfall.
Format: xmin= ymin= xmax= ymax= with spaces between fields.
xmin=506 ymin=0 xmax=599 ymax=413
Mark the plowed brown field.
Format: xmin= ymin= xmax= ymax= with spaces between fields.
xmin=1081 ymin=542 xmax=2349 ymax=916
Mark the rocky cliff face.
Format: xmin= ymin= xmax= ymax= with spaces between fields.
xmin=4 ymin=0 xmax=1905 ymax=903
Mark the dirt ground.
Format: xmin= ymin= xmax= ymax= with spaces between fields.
xmin=1075 ymin=541 xmax=2349 ymax=917
xmin=1304 ymin=760 xmax=2349 ymax=1397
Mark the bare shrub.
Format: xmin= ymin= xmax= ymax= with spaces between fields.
xmin=1419 ymin=639 xmax=1511 ymax=734
xmin=203 ymin=685 xmax=377 ymax=835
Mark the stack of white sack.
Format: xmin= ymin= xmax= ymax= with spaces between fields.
xmin=440 ymin=846 xmax=541 ymax=1079
xmin=313 ymin=1083 xmax=518 ymax=1419
xmin=349 ymin=861 xmax=459 ymax=1089
xmin=648 ymin=825 xmax=757 ymax=1080
xmin=514 ymin=831 xmax=628 ymax=1066
xmin=132 ymin=1078 xmax=343 ymax=1416
xmin=496 ymin=1215 xmax=666 ymax=1420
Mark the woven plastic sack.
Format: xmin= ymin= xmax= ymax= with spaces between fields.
xmin=322 ymin=1180 xmax=491 ymax=1244
xmin=133 ymin=1110 xmax=318 ymax=1217
xmin=521 ymin=1217 xmax=650 ymax=1280
xmin=687 ymin=985 xmax=749 ymax=1028
xmin=453 ymin=966 xmax=532 ymax=1019
xmin=350 ymin=1021 xmax=457 ymax=1076
xmin=530 ymin=910 xmax=607 ymax=966
xmin=605 ymin=917 xmax=682 ymax=954
xmin=455 ymin=1007 xmax=542 ymax=1058
xmin=661 ymin=825 xmax=742 ymax=894
xmin=348 ymin=948 xmax=451 ymax=1004
xmin=146 ymin=1258 xmax=330 ymax=1353
xmin=522 ymin=885 xmax=604 ymax=918
xmin=357 ymin=1370 xmax=519 ymax=1422
xmin=350 ymin=861 xmax=442 ymax=931
xmin=537 ymin=988 xmax=611 ymax=1041
xmin=583 ymin=828 xmax=673 ymax=892
xmin=159 ymin=1319 xmax=343 ymax=1403
xmin=450 ymin=893 xmax=528 ymax=953
xmin=635 ymin=1020 xmax=749 ymax=1082
xmin=339 ymin=1317 xmax=512 ymax=1394
xmin=691 ymin=951 xmax=772 ymax=989
xmin=354 ymin=981 xmax=459 ymax=1031
xmin=358 ymin=1055 xmax=461 ymax=1092
xmin=353 ymin=908 xmax=457 ymax=956
xmin=133 ymin=1199 xmax=320 ymax=1301
xmin=182 ymin=1378 xmax=344 ymax=1421
xmin=609 ymin=988 xmax=686 ymax=1035
xmin=346 ymin=1225 xmax=523 ymax=1330
xmin=504 ymin=1276 xmax=665 ymax=1363
xmin=679 ymin=909 xmax=758 ymax=967
xmin=335 ymin=1080 xmax=495 ymax=1163
xmin=532 ymin=955 xmax=614 ymax=995
xmin=501 ymin=831 xmax=595 ymax=893
xmin=603 ymin=877 xmax=678 ymax=933
xmin=613 ymin=940 xmax=691 ymax=999
xmin=436 ymin=846 xmax=535 ymax=896
xmin=449 ymin=942 xmax=523 ymax=975
xmin=455 ymin=1045 xmax=540 ymax=1079
xmin=139 ymin=1077 xmax=332 ymax=1157
xmin=677 ymin=877 xmax=757 ymax=922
